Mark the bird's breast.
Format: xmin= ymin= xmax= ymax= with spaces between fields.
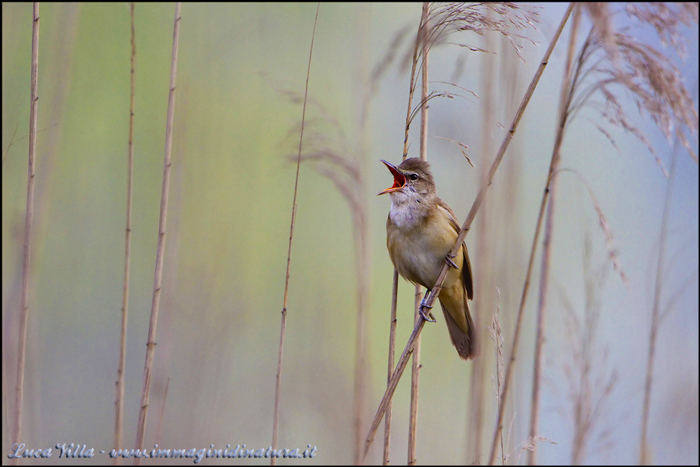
xmin=386 ymin=204 xmax=461 ymax=289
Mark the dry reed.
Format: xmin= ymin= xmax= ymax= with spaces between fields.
xmin=134 ymin=3 xmax=181 ymax=460
xmin=114 ymin=4 xmax=135 ymax=461
xmin=271 ymin=4 xmax=320 ymax=465
xmin=408 ymin=6 xmax=431 ymax=465
xmin=469 ymin=5 xmax=498 ymax=461
xmin=490 ymin=34 xmax=523 ymax=467
xmin=527 ymin=6 xmax=581 ymax=464
xmin=640 ymin=133 xmax=682 ymax=464
xmin=409 ymin=3 xmax=538 ymax=68
xmin=384 ymin=4 xmax=431 ymax=462
xmin=573 ymin=3 xmax=699 ymax=171
xmin=382 ymin=272 xmax=398 ymax=465
xmin=13 ymin=3 xmax=40 ymax=462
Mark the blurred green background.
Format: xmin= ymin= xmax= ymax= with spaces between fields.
xmin=2 ymin=3 xmax=698 ymax=465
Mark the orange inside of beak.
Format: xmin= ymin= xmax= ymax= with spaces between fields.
xmin=378 ymin=160 xmax=406 ymax=195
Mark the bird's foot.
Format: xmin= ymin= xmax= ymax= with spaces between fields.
xmin=445 ymin=253 xmax=459 ymax=269
xmin=420 ymin=296 xmax=436 ymax=323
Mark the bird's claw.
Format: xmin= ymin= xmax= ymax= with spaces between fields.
xmin=419 ymin=298 xmax=436 ymax=322
xmin=420 ymin=307 xmax=436 ymax=322
xmin=445 ymin=253 xmax=459 ymax=269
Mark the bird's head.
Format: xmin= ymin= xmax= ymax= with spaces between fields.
xmin=378 ymin=157 xmax=436 ymax=203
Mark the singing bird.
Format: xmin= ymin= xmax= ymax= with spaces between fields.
xmin=379 ymin=158 xmax=477 ymax=360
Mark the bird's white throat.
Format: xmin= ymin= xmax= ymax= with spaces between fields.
xmin=389 ymin=189 xmax=428 ymax=230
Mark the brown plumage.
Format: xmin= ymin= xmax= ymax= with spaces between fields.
xmin=379 ymin=158 xmax=477 ymax=359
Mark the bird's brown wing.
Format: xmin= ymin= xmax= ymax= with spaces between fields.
xmin=437 ymin=198 xmax=473 ymax=300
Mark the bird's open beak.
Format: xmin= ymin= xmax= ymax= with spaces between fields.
xmin=378 ymin=160 xmax=406 ymax=195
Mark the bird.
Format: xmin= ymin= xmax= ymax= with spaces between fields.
xmin=378 ymin=157 xmax=477 ymax=360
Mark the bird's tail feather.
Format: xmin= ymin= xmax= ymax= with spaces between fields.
xmin=440 ymin=300 xmax=477 ymax=360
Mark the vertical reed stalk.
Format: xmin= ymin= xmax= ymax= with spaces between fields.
xmin=418 ymin=3 xmax=429 ymax=161
xmin=382 ymin=272 xmax=398 ymax=465
xmin=492 ymin=34 xmax=522 ymax=467
xmin=469 ymin=7 xmax=496 ymax=461
xmin=364 ymin=8 xmax=574 ymax=463
xmin=271 ymin=4 xmax=320 ymax=465
xmin=408 ymin=282 xmax=422 ymax=466
xmin=383 ymin=6 xmax=429 ymax=463
xmin=134 ymin=3 xmax=181 ymax=459
xmin=481 ymin=4 xmax=575 ymax=464
xmin=114 ymin=4 xmax=135 ymax=461
xmin=528 ymin=5 xmax=580 ymax=465
xmin=639 ymin=134 xmax=681 ymax=464
xmin=401 ymin=6 xmax=427 ymax=159
xmin=491 ymin=290 xmax=505 ymax=464
xmin=13 ymin=4 xmax=40 ymax=462
xmin=408 ymin=6 xmax=430 ymax=464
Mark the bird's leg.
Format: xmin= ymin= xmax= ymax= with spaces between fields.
xmin=419 ymin=289 xmax=436 ymax=323
xmin=445 ymin=252 xmax=459 ymax=269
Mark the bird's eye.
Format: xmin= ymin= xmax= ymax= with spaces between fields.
xmin=410 ymin=173 xmax=419 ymax=181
